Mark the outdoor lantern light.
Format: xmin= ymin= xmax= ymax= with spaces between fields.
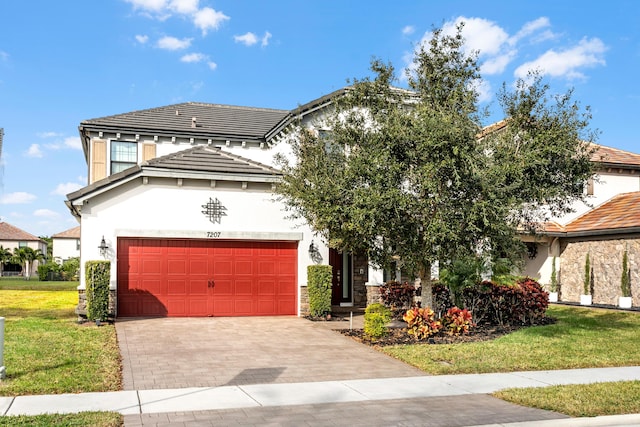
xmin=308 ymin=241 xmax=318 ymax=255
xmin=98 ymin=236 xmax=109 ymax=258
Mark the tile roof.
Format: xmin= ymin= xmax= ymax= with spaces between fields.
xmin=563 ymin=192 xmax=640 ymax=234
xmin=66 ymin=145 xmax=281 ymax=202
xmin=590 ymin=144 xmax=640 ymax=168
xmin=51 ymin=226 xmax=80 ymax=239
xmin=80 ymin=102 xmax=289 ymax=141
xmin=0 ymin=222 xmax=42 ymax=241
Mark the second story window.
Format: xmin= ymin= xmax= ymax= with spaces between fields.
xmin=111 ymin=141 xmax=137 ymax=174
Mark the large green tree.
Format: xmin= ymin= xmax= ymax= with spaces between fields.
xmin=275 ymin=24 xmax=596 ymax=307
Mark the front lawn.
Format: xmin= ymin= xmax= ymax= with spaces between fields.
xmin=382 ymin=305 xmax=640 ymax=374
xmin=0 ymin=286 xmax=121 ymax=396
xmin=0 ymin=412 xmax=122 ymax=427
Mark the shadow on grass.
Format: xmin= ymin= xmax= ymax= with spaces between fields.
xmin=4 ymin=359 xmax=77 ymax=380
xmin=3 ymin=307 xmax=76 ymax=319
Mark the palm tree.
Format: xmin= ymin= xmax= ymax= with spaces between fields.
xmin=12 ymin=247 xmax=45 ymax=280
xmin=0 ymin=246 xmax=12 ymax=277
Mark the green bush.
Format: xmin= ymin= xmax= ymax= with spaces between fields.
xmin=364 ymin=303 xmax=391 ymax=339
xmin=37 ymin=262 xmax=62 ymax=281
xmin=308 ymin=265 xmax=332 ymax=317
xmin=621 ymin=250 xmax=631 ymax=297
xmin=86 ymin=260 xmax=111 ymax=321
xmin=62 ymin=257 xmax=80 ymax=281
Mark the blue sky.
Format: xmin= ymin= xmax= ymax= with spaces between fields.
xmin=0 ymin=0 xmax=639 ymax=237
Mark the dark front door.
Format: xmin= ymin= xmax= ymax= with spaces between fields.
xmin=329 ymin=248 xmax=352 ymax=305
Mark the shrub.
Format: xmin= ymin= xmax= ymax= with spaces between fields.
xmin=62 ymin=257 xmax=80 ymax=281
xmin=308 ymin=265 xmax=332 ymax=317
xmin=621 ymin=250 xmax=631 ymax=297
xmin=364 ymin=303 xmax=392 ymax=339
xmin=550 ymin=256 xmax=558 ymax=292
xmin=403 ymin=306 xmax=442 ymax=340
xmin=432 ymin=282 xmax=451 ymax=318
xmin=442 ymin=307 xmax=474 ymax=336
xmin=37 ymin=262 xmax=62 ymax=281
xmin=379 ymin=281 xmax=416 ymax=311
xmin=584 ymin=253 xmax=591 ymax=295
xmin=440 ymin=256 xmax=484 ymax=307
xmin=86 ymin=260 xmax=110 ymax=321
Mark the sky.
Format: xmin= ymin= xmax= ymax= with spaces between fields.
xmin=0 ymin=0 xmax=639 ymax=238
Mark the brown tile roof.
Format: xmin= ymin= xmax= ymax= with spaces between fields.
xmin=564 ymin=192 xmax=640 ymax=234
xmin=590 ymin=144 xmax=640 ymax=168
xmin=0 ymin=222 xmax=41 ymax=241
xmin=52 ymin=226 xmax=80 ymax=239
xmin=541 ymin=221 xmax=565 ymax=234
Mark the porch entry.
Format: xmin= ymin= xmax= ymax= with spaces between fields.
xmin=329 ymin=248 xmax=353 ymax=306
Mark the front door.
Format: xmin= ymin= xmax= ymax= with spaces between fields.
xmin=329 ymin=248 xmax=352 ymax=305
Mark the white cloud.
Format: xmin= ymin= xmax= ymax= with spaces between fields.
xmin=135 ymin=34 xmax=149 ymax=44
xmin=51 ymin=182 xmax=83 ymax=196
xmin=510 ymin=17 xmax=552 ymax=45
xmin=26 ymin=144 xmax=43 ymax=158
xmin=64 ymin=137 xmax=82 ymax=150
xmin=0 ymin=50 xmax=8 ymax=61
xmin=261 ymin=31 xmax=272 ymax=47
xmin=207 ymin=61 xmax=217 ymax=71
xmin=169 ymin=0 xmax=199 ymax=14
xmin=125 ymin=0 xmax=167 ymax=13
xmin=181 ymin=52 xmax=206 ymax=63
xmin=402 ymin=25 xmax=415 ymax=36
xmin=157 ymin=36 xmax=192 ymax=50
xmin=514 ymin=37 xmax=607 ymax=80
xmin=441 ymin=17 xmax=509 ymax=58
xmin=33 ymin=208 xmax=59 ymax=218
xmin=1 ymin=192 xmax=36 ymax=204
xmin=234 ymin=32 xmax=258 ymax=46
xmin=193 ymin=7 xmax=229 ymax=35
xmin=37 ymin=131 xmax=62 ymax=138
xmin=481 ymin=50 xmax=517 ymax=75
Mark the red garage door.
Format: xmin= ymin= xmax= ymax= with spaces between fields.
xmin=117 ymin=238 xmax=298 ymax=317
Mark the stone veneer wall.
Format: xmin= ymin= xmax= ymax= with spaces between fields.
xmin=352 ymin=254 xmax=368 ymax=307
xmin=76 ymin=289 xmax=117 ymax=320
xmin=559 ymin=236 xmax=640 ymax=306
xmin=299 ymin=286 xmax=310 ymax=316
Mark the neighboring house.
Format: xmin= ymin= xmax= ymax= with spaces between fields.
xmin=0 ymin=222 xmax=48 ymax=276
xmin=522 ymin=145 xmax=640 ymax=306
xmin=51 ymin=226 xmax=81 ymax=264
xmin=66 ymin=91 xmax=640 ymax=318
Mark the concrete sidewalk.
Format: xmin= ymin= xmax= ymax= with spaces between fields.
xmin=2 ymin=366 xmax=640 ymax=425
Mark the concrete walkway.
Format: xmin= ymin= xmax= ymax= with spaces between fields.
xmin=2 ymin=367 xmax=640 ymax=426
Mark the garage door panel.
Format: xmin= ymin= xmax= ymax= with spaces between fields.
xmin=118 ymin=238 xmax=297 ymax=317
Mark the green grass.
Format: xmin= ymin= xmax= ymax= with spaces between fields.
xmin=0 ymin=277 xmax=78 ymax=291
xmin=382 ymin=305 xmax=640 ymax=417
xmin=382 ymin=305 xmax=640 ymax=375
xmin=0 ymin=411 xmax=122 ymax=427
xmin=495 ymin=381 xmax=640 ymax=417
xmin=0 ymin=288 xmax=121 ymax=396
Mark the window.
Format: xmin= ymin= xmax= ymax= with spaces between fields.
xmin=76 ymin=239 xmax=80 ymax=251
xmin=586 ymin=178 xmax=594 ymax=196
xmin=18 ymin=241 xmax=27 ymax=248
xmin=111 ymin=141 xmax=137 ymax=174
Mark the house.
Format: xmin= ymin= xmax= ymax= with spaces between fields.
xmin=51 ymin=226 xmax=81 ymax=264
xmin=66 ymin=90 xmax=640 ymax=318
xmin=0 ymin=221 xmax=48 ymax=276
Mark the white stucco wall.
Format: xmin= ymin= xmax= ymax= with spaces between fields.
xmin=52 ymin=238 xmax=80 ymax=263
xmin=554 ymin=171 xmax=640 ymax=225
xmin=77 ymin=177 xmax=324 ymax=315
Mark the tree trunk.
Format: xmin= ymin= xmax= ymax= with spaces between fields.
xmin=419 ymin=262 xmax=433 ymax=309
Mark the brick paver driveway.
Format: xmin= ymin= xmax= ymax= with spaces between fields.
xmin=116 ymin=316 xmax=425 ymax=390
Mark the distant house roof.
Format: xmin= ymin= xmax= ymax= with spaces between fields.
xmin=52 ymin=226 xmax=80 ymax=239
xmin=591 ymin=144 xmax=640 ymax=169
xmin=0 ymin=222 xmax=42 ymax=242
xmin=66 ymin=145 xmax=282 ymax=211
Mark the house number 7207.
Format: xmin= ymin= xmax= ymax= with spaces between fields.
xmin=207 ymin=232 xmax=221 ymax=238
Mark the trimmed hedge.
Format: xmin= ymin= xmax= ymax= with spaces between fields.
xmin=308 ymin=265 xmax=332 ymax=317
xmin=86 ymin=260 xmax=111 ymax=321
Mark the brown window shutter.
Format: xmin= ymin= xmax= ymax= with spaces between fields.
xmin=586 ymin=178 xmax=594 ymax=196
xmin=91 ymin=139 xmax=107 ymax=184
xmin=142 ymin=143 xmax=156 ymax=162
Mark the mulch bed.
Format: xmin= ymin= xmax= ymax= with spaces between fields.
xmin=337 ymin=317 xmax=556 ymax=347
